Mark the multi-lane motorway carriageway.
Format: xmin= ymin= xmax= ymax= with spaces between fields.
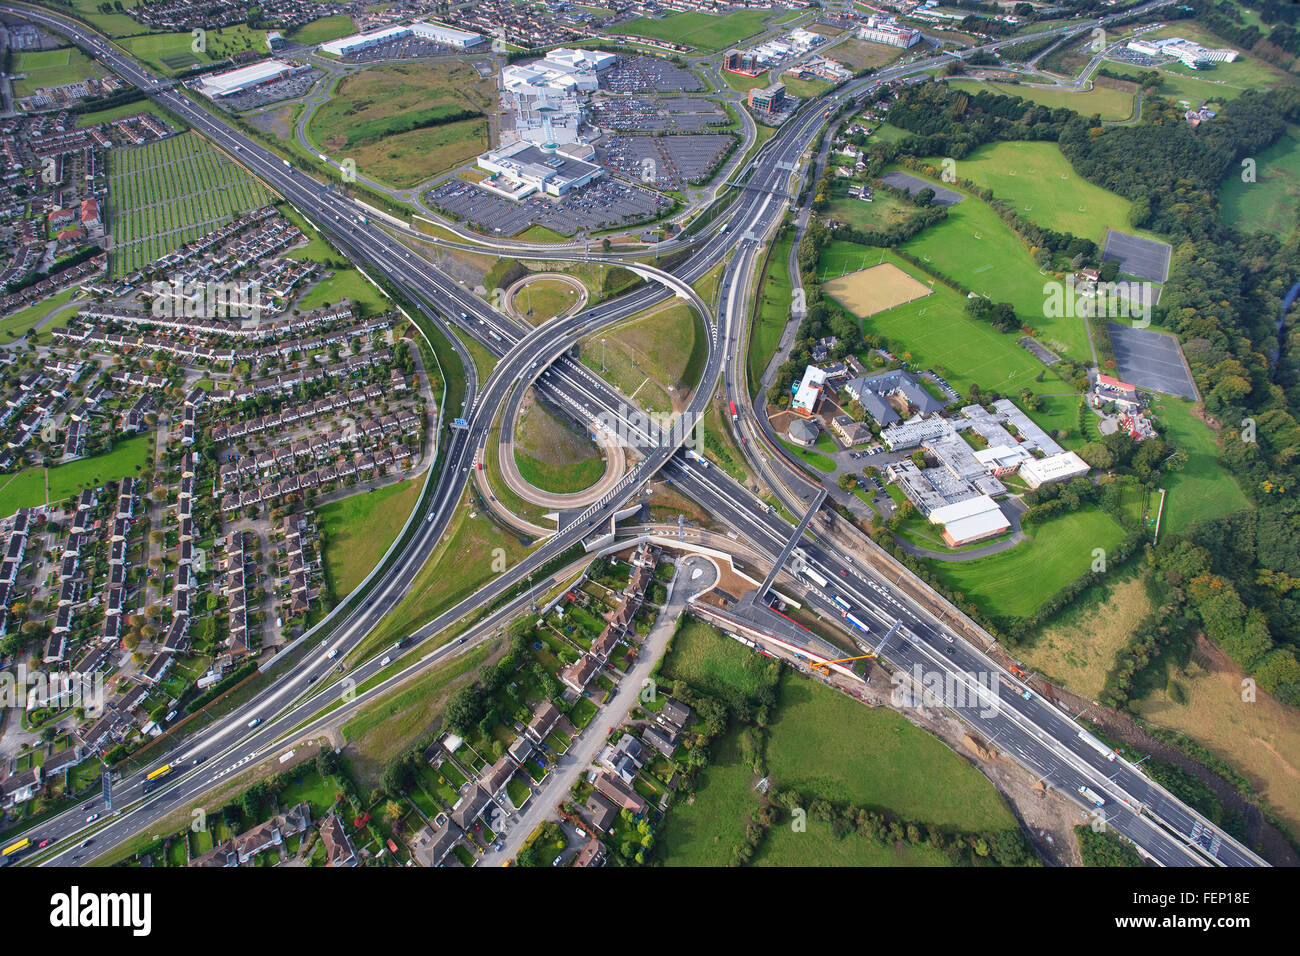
xmin=0 ymin=0 xmax=1254 ymax=869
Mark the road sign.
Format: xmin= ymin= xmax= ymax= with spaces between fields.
xmin=451 ymin=418 xmax=469 ymax=430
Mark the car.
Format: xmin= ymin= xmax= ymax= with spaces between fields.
xmin=37 ymin=838 xmax=52 ymax=848
xmin=307 ymin=673 xmax=320 ymax=684
xmin=85 ymin=813 xmax=99 ymax=823
xmin=380 ymin=656 xmax=391 ymax=666
xmin=944 ymin=634 xmax=954 ymax=643
xmin=80 ymin=839 xmax=93 ymax=848
xmin=327 ymin=648 xmax=339 ymax=660
xmin=247 ymin=718 xmax=261 ymax=729
xmin=427 ymin=513 xmax=434 ymax=522
xmin=458 ymin=637 xmax=467 ymax=644
xmin=191 ymin=755 xmax=207 ymax=765
xmin=945 ymin=647 xmax=955 ymax=655
xmin=839 ymin=569 xmax=848 ymax=576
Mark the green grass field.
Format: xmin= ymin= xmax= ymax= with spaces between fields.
xmin=287 ymin=15 xmax=356 ymax=46
xmin=660 ymin=618 xmax=781 ymax=702
xmin=887 ymin=171 xmax=1094 ymax=360
xmin=123 ymin=26 xmax=269 ymax=75
xmin=0 ymin=435 xmax=151 ymax=516
xmin=755 ymin=816 xmax=952 ymax=865
xmin=1147 ymin=398 xmax=1251 ymax=533
xmin=108 ymin=132 xmax=273 ymax=276
xmin=929 ymin=141 xmax=1135 ymax=244
xmin=748 ymin=232 xmax=794 ymax=396
xmin=307 ymin=61 xmax=494 ymax=189
xmin=621 ymin=10 xmax=773 ymax=52
xmin=13 ymin=48 xmax=104 ymax=96
xmin=0 ymin=288 xmax=81 ymax=341
xmin=1218 ymin=129 xmax=1300 ymax=239
xmin=62 ymin=0 xmax=148 ymax=36
xmin=657 ymin=628 xmax=1017 ymax=865
xmin=579 ymin=302 xmax=707 ymax=414
xmin=945 ymin=78 xmax=1136 ymax=122
xmin=359 ymin=492 xmax=534 ymax=656
xmin=818 ymin=243 xmax=1051 ymax=396
xmin=318 ymin=474 xmax=425 ymax=600
xmin=931 ymin=508 xmax=1127 ymax=621
xmin=824 ymin=186 xmax=916 ymax=236
xmin=513 ymin=393 xmax=606 ymax=495
xmin=765 ymin=678 xmax=1018 ymax=831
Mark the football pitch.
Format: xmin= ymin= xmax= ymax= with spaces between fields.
xmin=818 ymin=244 xmax=1051 ymax=395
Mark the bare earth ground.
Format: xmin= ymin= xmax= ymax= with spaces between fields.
xmin=823 ymin=261 xmax=933 ymax=317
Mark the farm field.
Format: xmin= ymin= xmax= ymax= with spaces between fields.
xmin=620 ymin=10 xmax=773 ymax=52
xmin=1218 ymin=130 xmax=1300 ymax=239
xmin=927 ymin=141 xmax=1134 ymax=244
xmin=818 ymin=243 xmax=1051 ymax=396
xmin=886 ymin=168 xmax=1094 ymax=360
xmin=318 ymin=473 xmax=425 ymax=600
xmin=945 ymin=78 xmax=1136 ymax=122
xmin=1146 ymin=398 xmax=1250 ymax=533
xmin=108 ymin=131 xmax=273 ymax=276
xmin=930 ymin=508 xmax=1128 ymax=622
xmin=0 ymin=435 xmax=151 ymax=516
xmin=307 ymin=62 xmax=494 ymax=188
xmin=12 ymin=48 xmax=104 ymax=96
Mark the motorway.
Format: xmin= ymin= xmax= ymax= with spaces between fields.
xmin=0 ymin=0 xmax=1253 ymax=869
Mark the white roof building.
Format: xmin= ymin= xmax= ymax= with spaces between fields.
xmin=1019 ymin=451 xmax=1090 ymax=489
xmin=792 ymin=365 xmax=827 ymax=415
xmin=928 ymin=496 xmax=1011 ymax=547
xmin=197 ymin=60 xmax=300 ymax=98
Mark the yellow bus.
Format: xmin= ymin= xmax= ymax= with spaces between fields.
xmin=145 ymin=763 xmax=173 ymax=782
xmin=2 ymin=837 xmax=30 ymax=857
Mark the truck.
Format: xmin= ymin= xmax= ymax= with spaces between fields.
xmin=728 ymin=400 xmax=738 ymax=421
xmin=1077 ymin=729 xmax=1117 ymax=762
xmin=1078 ymin=786 xmax=1106 ymax=807
xmin=799 ymin=565 xmax=829 ymax=589
xmin=686 ymin=449 xmax=709 ymax=468
xmin=831 ymin=594 xmax=851 ymax=613
xmin=844 ymin=612 xmax=869 ymax=633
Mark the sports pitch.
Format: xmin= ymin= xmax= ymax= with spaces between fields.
xmin=821 ymin=262 xmax=933 ymax=317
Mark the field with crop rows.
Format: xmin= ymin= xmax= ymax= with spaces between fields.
xmin=108 ymin=132 xmax=273 ymax=276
